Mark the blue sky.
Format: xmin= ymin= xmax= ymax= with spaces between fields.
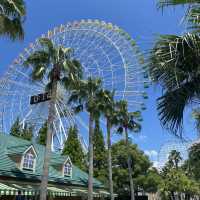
xmin=0 ymin=0 xmax=196 ymax=164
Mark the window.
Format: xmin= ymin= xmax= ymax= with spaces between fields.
xmin=63 ymin=162 xmax=72 ymax=176
xmin=20 ymin=146 xmax=37 ymax=171
xmin=23 ymin=153 xmax=35 ymax=170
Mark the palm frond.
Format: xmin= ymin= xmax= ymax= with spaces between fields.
xmin=149 ymin=33 xmax=200 ymax=91
xmin=185 ymin=5 xmax=200 ymax=32
xmin=157 ymin=0 xmax=199 ymax=9
xmin=38 ymin=38 xmax=55 ymax=56
xmin=149 ymin=33 xmax=200 ymax=135
xmin=1 ymin=0 xmax=26 ymax=17
xmin=73 ymin=104 xmax=84 ymax=114
xmin=24 ymin=51 xmax=50 ymax=66
xmin=0 ymin=14 xmax=24 ymax=40
xmin=68 ymin=92 xmax=80 ymax=105
xmin=31 ymin=64 xmax=46 ymax=81
xmin=117 ymin=126 xmax=124 ymax=134
xmin=158 ymin=77 xmax=200 ymax=135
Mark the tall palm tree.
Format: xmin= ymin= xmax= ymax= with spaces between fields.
xmin=149 ymin=1 xmax=200 ymax=136
xmin=68 ymin=77 xmax=102 ymax=200
xmin=98 ymin=89 xmax=118 ymax=200
xmin=0 ymin=0 xmax=26 ymax=40
xmin=115 ymin=100 xmax=141 ymax=200
xmin=23 ymin=38 xmax=82 ymax=200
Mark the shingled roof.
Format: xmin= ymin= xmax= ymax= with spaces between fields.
xmin=0 ymin=133 xmax=104 ymax=189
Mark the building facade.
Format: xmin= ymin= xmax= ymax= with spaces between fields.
xmin=0 ymin=133 xmax=108 ymax=200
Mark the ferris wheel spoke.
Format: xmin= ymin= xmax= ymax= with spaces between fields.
xmin=75 ymin=115 xmax=89 ymax=132
xmin=53 ymin=121 xmax=62 ymax=146
xmin=13 ymin=68 xmax=45 ymax=88
xmin=55 ymin=103 xmax=69 ymax=139
xmin=6 ymin=79 xmax=44 ymax=92
xmin=56 ymin=99 xmax=75 ymax=124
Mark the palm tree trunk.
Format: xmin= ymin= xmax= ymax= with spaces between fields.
xmin=106 ymin=119 xmax=114 ymax=200
xmin=125 ymin=128 xmax=135 ymax=200
xmin=40 ymin=68 xmax=58 ymax=200
xmin=88 ymin=113 xmax=94 ymax=200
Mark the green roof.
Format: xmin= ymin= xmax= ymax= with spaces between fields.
xmin=0 ymin=133 xmax=104 ymax=188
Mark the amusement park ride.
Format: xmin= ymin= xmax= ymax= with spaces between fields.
xmin=0 ymin=20 xmax=148 ymax=152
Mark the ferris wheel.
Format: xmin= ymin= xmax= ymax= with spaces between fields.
xmin=157 ymin=139 xmax=192 ymax=169
xmin=0 ymin=19 xmax=148 ymax=151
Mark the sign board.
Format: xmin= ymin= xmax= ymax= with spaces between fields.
xmin=30 ymin=92 xmax=51 ymax=105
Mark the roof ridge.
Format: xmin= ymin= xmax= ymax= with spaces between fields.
xmin=7 ymin=144 xmax=31 ymax=148
xmin=0 ymin=133 xmax=66 ymax=157
xmin=0 ymin=133 xmax=32 ymax=143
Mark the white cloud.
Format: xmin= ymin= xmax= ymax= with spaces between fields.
xmin=144 ymin=150 xmax=158 ymax=158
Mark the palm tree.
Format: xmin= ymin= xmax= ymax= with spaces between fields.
xmin=68 ymin=77 xmax=102 ymax=200
xmin=23 ymin=38 xmax=82 ymax=200
xmin=115 ymin=100 xmax=141 ymax=200
xmin=149 ymin=2 xmax=200 ymax=136
xmin=168 ymin=150 xmax=182 ymax=169
xmin=0 ymin=0 xmax=26 ymax=40
xmin=98 ymin=89 xmax=117 ymax=200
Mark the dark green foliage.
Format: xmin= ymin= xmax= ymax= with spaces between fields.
xmin=22 ymin=123 xmax=33 ymax=141
xmin=23 ymin=38 xmax=83 ymax=89
xmin=161 ymin=150 xmax=182 ymax=176
xmin=37 ymin=121 xmax=47 ymax=145
xmin=184 ymin=142 xmax=200 ymax=181
xmin=68 ymin=77 xmax=102 ymax=119
xmin=136 ymin=168 xmax=162 ymax=193
xmin=10 ymin=117 xmax=33 ymax=141
xmin=111 ymin=140 xmax=152 ymax=196
xmin=0 ymin=0 xmax=26 ymax=40
xmin=62 ymin=126 xmax=86 ymax=170
xmin=160 ymin=168 xmax=200 ymax=199
xmin=10 ymin=117 xmax=22 ymax=137
xmin=115 ymin=100 xmax=142 ymax=134
xmin=159 ymin=149 xmax=200 ymax=199
xmin=93 ymin=119 xmax=107 ymax=183
xmin=168 ymin=150 xmax=182 ymax=169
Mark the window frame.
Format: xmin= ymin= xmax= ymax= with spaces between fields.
xmin=63 ymin=158 xmax=72 ymax=177
xmin=21 ymin=146 xmax=37 ymax=172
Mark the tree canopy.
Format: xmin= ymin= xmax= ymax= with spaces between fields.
xmin=62 ymin=125 xmax=86 ymax=170
xmin=37 ymin=121 xmax=47 ymax=146
xmin=111 ymin=140 xmax=152 ymax=196
xmin=93 ymin=119 xmax=107 ymax=183
xmin=10 ymin=117 xmax=33 ymax=141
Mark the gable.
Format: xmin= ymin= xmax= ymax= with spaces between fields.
xmin=23 ymin=145 xmax=37 ymax=157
